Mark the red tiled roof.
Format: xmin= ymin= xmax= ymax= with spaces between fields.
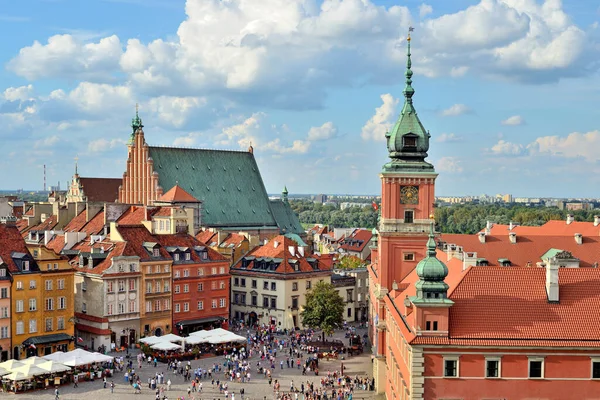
xmin=117 ymin=225 xmax=170 ymax=261
xmin=78 ymin=177 xmax=121 ymax=202
xmin=16 ymin=219 xmax=29 ymax=232
xmin=117 ymin=206 xmax=158 ymax=225
xmin=441 ymin=233 xmax=600 ymax=267
xmin=410 ymin=337 xmax=600 ymax=348
xmin=339 ymin=229 xmax=372 ymax=252
xmin=157 ymin=185 xmax=198 ymax=203
xmin=75 ymin=312 xmax=108 ymax=323
xmin=76 ymin=323 xmax=111 ymax=335
xmin=231 ymin=235 xmax=331 ymax=274
xmin=196 ymin=230 xmax=218 ymax=246
xmin=72 ymin=241 xmax=124 ymax=274
xmin=0 ymin=224 xmax=34 ymax=273
xmin=447 ymin=267 xmax=600 ymax=342
xmin=153 ymin=207 xmax=172 ymax=217
xmin=29 ymin=215 xmax=58 ymax=232
xmin=156 ymin=233 xmax=227 ymax=262
xmin=536 ymin=220 xmax=600 ymax=236
xmin=24 ymin=207 xmax=34 ymax=216
xmin=46 ymin=235 xmax=66 ymax=253
xmin=80 ymin=210 xmax=106 ymax=235
xmin=63 ymin=208 xmax=88 ymax=232
xmin=220 ymin=233 xmax=246 ymax=248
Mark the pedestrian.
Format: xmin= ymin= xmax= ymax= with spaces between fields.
xmin=103 ymin=376 xmax=107 ymax=388
xmin=73 ymin=374 xmax=79 ymax=388
xmin=54 ymin=387 xmax=60 ymax=400
xmin=167 ymin=379 xmax=171 ymax=390
xmin=110 ymin=381 xmax=115 ymax=393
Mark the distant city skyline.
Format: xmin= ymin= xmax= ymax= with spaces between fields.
xmin=0 ymin=1 xmax=599 ymax=197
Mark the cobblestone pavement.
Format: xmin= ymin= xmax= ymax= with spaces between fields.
xmin=12 ymin=326 xmax=374 ymax=400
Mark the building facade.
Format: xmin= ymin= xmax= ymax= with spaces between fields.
xmin=230 ymin=235 xmax=333 ymax=330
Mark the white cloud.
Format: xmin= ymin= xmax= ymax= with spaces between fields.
xmin=307 ymin=122 xmax=337 ymax=141
xmin=490 ymin=139 xmax=525 ymax=156
xmin=3 ymin=85 xmax=33 ymax=101
xmin=419 ymin=3 xmax=433 ymax=18
xmin=436 ymin=133 xmax=463 ymax=142
xmin=173 ymin=132 xmax=200 ymax=147
xmin=34 ymin=135 xmax=60 ymax=149
xmin=436 ymin=156 xmax=463 ymax=173
xmin=263 ymin=138 xmax=310 ymax=154
xmin=146 ymin=96 xmax=207 ymax=128
xmin=8 ymin=34 xmax=122 ymax=81
xmin=529 ymin=130 xmax=600 ymax=162
xmin=501 ymin=115 xmax=525 ymax=125
xmin=450 ymin=66 xmax=469 ymax=77
xmin=88 ymin=138 xmax=126 ymax=153
xmin=361 ymin=93 xmax=399 ymax=141
xmin=440 ymin=103 xmax=471 ymax=116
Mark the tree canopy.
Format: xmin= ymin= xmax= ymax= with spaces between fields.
xmin=301 ymin=281 xmax=345 ymax=335
xmin=337 ymin=255 xmax=365 ymax=270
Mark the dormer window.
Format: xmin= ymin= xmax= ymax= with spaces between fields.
xmin=174 ymin=253 xmax=180 ymax=261
xmin=23 ymin=261 xmax=29 ymax=271
xmin=201 ymin=251 xmax=208 ymax=260
xmin=153 ymin=248 xmax=160 ymax=257
xmin=185 ymin=252 xmax=191 ymax=261
xmin=403 ymin=134 xmax=417 ymax=149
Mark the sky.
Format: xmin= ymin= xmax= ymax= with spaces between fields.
xmin=0 ymin=0 xmax=599 ymax=197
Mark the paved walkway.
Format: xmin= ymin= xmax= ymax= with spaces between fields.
xmin=12 ymin=327 xmax=374 ymax=400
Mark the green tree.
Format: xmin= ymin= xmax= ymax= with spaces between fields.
xmin=301 ymin=281 xmax=345 ymax=342
xmin=338 ymin=255 xmax=364 ymax=270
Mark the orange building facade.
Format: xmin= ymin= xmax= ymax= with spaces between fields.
xmin=369 ymin=33 xmax=600 ymax=400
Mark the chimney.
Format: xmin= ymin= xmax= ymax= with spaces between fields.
xmin=574 ymin=233 xmax=583 ymax=245
xmin=509 ymin=232 xmax=517 ymax=244
xmin=288 ymin=246 xmax=296 ymax=257
xmin=509 ymin=221 xmax=517 ymax=231
xmin=217 ymin=230 xmax=223 ymax=246
xmin=486 ymin=221 xmax=493 ymax=230
xmin=273 ymin=240 xmax=279 ymax=249
xmin=478 ymin=232 xmax=486 ymax=244
xmin=566 ymin=214 xmax=574 ymax=225
xmin=594 ymin=215 xmax=600 ymax=227
xmin=545 ymin=261 xmax=559 ymax=302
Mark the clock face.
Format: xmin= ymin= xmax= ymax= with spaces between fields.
xmin=400 ymin=186 xmax=419 ymax=204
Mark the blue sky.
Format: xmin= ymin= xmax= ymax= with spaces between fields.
xmin=1 ymin=0 xmax=599 ymax=197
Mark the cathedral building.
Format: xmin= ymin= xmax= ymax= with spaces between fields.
xmin=368 ymin=33 xmax=600 ymax=400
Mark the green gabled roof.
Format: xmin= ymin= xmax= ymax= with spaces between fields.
xmin=269 ymin=200 xmax=304 ymax=235
xmin=541 ymin=248 xmax=563 ymax=260
xmin=148 ymin=146 xmax=278 ymax=228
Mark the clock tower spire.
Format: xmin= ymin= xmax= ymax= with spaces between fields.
xmin=377 ymin=28 xmax=438 ymax=287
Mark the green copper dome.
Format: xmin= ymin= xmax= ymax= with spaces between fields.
xmin=383 ymin=34 xmax=434 ymax=174
xmin=414 ymin=223 xmax=450 ymax=300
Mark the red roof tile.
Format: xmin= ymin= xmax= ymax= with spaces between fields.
xmin=196 ymin=230 xmax=218 ymax=246
xmin=157 ymin=185 xmax=198 ymax=203
xmin=78 ymin=177 xmax=121 ymax=202
xmin=45 ymin=235 xmax=66 ymax=253
xmin=220 ymin=233 xmax=246 ymax=248
xmin=156 ymin=233 xmax=227 ymax=262
xmin=117 ymin=206 xmax=158 ymax=225
xmin=117 ymin=225 xmax=170 ymax=261
xmin=24 ymin=207 xmax=34 ymax=216
xmin=0 ymin=224 xmax=35 ymax=273
xmin=441 ymin=233 xmax=600 ymax=267
xmin=447 ymin=267 xmax=600 ymax=342
xmin=339 ymin=229 xmax=372 ymax=252
xmin=79 ymin=210 xmax=106 ymax=235
xmin=63 ymin=208 xmax=89 ymax=232
xmin=76 ymin=323 xmax=111 ymax=335
xmin=28 ymin=215 xmax=58 ymax=232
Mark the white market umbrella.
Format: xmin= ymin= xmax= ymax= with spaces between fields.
xmin=158 ymin=333 xmax=184 ymax=343
xmin=36 ymin=361 xmax=71 ymax=374
xmin=22 ymin=356 xmax=50 ymax=366
xmin=0 ymin=360 xmax=25 ymax=371
xmin=151 ymin=341 xmax=182 ymax=351
xmin=139 ymin=336 xmax=163 ymax=345
xmin=183 ymin=335 xmax=206 ymax=345
xmin=42 ymin=351 xmax=65 ymax=362
xmin=9 ymin=364 xmax=47 ymax=379
xmin=92 ymin=353 xmax=114 ymax=363
xmin=189 ymin=330 xmax=213 ymax=339
xmin=61 ymin=348 xmax=97 ymax=367
xmin=4 ymin=371 xmax=28 ymax=381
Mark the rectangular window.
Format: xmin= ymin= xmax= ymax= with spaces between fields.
xmin=107 ymin=281 xmax=114 ymax=293
xmin=270 ymin=298 xmax=276 ymax=309
xmin=529 ymin=359 xmax=544 ymax=379
xmin=404 ymin=210 xmax=414 ymax=224
xmin=154 ymin=300 xmax=161 ymax=312
xmin=45 ymin=318 xmax=53 ymax=332
xmin=220 ymin=298 xmax=226 ymax=308
xmin=220 ymin=281 xmax=226 ymax=289
xmin=185 ymin=253 xmax=191 ymax=261
xmin=0 ymin=288 xmax=7 ymax=298
xmin=155 ymin=265 xmax=161 ymax=273
xmin=263 ymin=297 xmax=269 ymax=308
xmin=57 ymin=317 xmax=65 ymax=330
xmin=58 ymin=279 xmax=65 ymax=289
xmin=219 ymin=267 xmax=225 ymax=274
xmin=263 ymin=281 xmax=269 ymax=290
xmin=45 ymin=280 xmax=53 ymax=290
xmin=29 ymin=280 xmax=36 ymax=289
xmin=211 ymin=267 xmax=217 ymax=275
xmin=107 ymin=304 xmax=113 ymax=315
xmin=146 ymin=282 xmax=152 ymax=293
xmin=306 ymin=281 xmax=312 ymax=290
xmin=16 ymin=281 xmax=23 ymax=290
xmin=234 ymin=278 xmax=239 ymax=286
xmin=164 ymin=298 xmax=170 ymax=310
xmin=212 ymin=299 xmax=217 ymax=309
xmin=16 ymin=300 xmax=24 ymax=313
xmin=118 ymin=303 xmax=125 ymax=314
xmin=292 ymin=282 xmax=298 ymax=291
xmin=183 ymin=269 xmax=189 ymax=277
xmin=155 ymin=281 xmax=161 ymax=293
xmin=403 ymin=253 xmax=415 ymax=261
xmin=251 ymin=280 xmax=257 ymax=288
xmin=164 ymin=265 xmax=170 ymax=273
xmin=16 ymin=321 xmax=24 ymax=335
xmin=347 ymin=308 xmax=352 ymax=317
xmin=197 ymin=268 xmax=204 ymax=276
xmin=184 ymin=302 xmax=189 ymax=312
xmin=271 ymin=282 xmax=276 ymax=291
xmin=292 ymin=297 xmax=298 ymax=309
xmin=211 ymin=281 xmax=217 ymax=290
xmin=197 ymin=283 xmax=203 ymax=292
xmin=240 ymin=278 xmax=246 ymax=287
xmin=129 ymin=279 xmax=136 ymax=291
xmin=164 ymin=282 xmax=170 ymax=292
xmin=0 ymin=326 xmax=7 ymax=338
xmin=45 ymin=298 xmax=54 ymax=311
xmin=174 ymin=285 xmax=180 ymax=294
xmin=23 ymin=261 xmax=29 ymax=271
xmin=153 ymin=248 xmax=160 ymax=257
xmin=433 ymin=321 xmax=438 ymax=331
xmin=234 ymin=293 xmax=239 ymax=304
xmin=0 ymin=307 xmax=7 ymax=318
xmin=174 ymin=253 xmax=180 ymax=261
xmin=251 ymin=296 xmax=257 ymax=306
xmin=147 ymin=265 xmax=152 ymax=274
xmin=426 ymin=321 xmax=431 ymax=331
xmin=119 ymin=280 xmax=125 ymax=292
xmin=184 ymin=284 xmax=189 ymax=293
xmin=197 ymin=301 xmax=203 ymax=310
xmin=129 ymin=300 xmax=136 ymax=313
xmin=29 ymin=319 xmax=37 ymax=333
xmin=486 ymin=359 xmax=500 ymax=378
xmin=444 ymin=358 xmax=458 ymax=378
xmin=174 ymin=270 xmax=180 ymax=278
xmin=174 ymin=303 xmax=180 ymax=313
xmin=29 ymin=298 xmax=37 ymax=311
xmin=592 ymin=361 xmax=600 ymax=379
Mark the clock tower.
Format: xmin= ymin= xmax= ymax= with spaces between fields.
xmin=378 ymin=32 xmax=437 ymax=291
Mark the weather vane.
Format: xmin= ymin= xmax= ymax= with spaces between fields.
xmin=408 ymin=26 xmax=414 ymax=41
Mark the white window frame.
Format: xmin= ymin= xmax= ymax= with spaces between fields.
xmin=174 ymin=303 xmax=180 ymax=313
xmin=591 ymin=358 xmax=600 ymax=380
xmin=528 ymin=357 xmax=545 ymax=379
xmin=485 ymin=356 xmax=502 ymax=379
xmin=443 ymin=356 xmax=460 ymax=378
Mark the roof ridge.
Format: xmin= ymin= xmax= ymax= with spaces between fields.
xmin=148 ymin=145 xmax=251 ymax=154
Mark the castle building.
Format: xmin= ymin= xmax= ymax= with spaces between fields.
xmin=369 ymin=32 xmax=600 ymax=400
